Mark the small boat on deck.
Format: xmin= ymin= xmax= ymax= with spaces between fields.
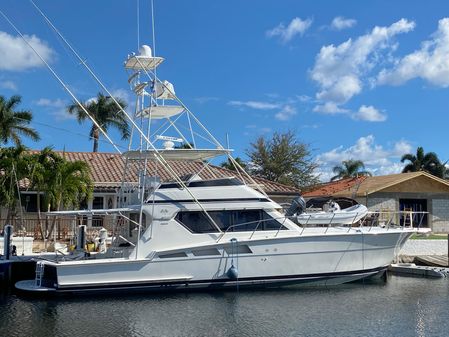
xmin=296 ymin=204 xmax=368 ymax=225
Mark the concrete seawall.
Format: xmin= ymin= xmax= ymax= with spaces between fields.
xmin=399 ymin=239 xmax=448 ymax=256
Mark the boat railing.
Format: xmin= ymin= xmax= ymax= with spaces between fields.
xmin=216 ymin=215 xmax=296 ymax=242
xmin=216 ymin=210 xmax=428 ymax=242
xmin=297 ymin=210 xmax=428 ymax=235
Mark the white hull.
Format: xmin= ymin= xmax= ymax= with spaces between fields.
xmin=16 ymin=228 xmax=414 ymax=294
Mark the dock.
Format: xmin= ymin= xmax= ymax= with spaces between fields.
xmin=389 ymin=263 xmax=449 ymax=278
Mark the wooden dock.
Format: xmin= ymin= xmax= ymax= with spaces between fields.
xmin=389 ymin=263 xmax=449 ymax=278
xmin=415 ymin=255 xmax=448 ymax=267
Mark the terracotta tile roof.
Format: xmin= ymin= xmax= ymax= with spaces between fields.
xmin=23 ymin=151 xmax=300 ymax=195
xmin=302 ymin=176 xmax=367 ymax=198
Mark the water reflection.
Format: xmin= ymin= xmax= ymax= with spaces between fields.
xmin=0 ymin=276 xmax=448 ymax=337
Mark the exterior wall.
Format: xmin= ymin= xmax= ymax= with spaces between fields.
xmin=364 ymin=192 xmax=449 ymax=233
xmin=365 ymin=196 xmax=396 ymax=212
xmin=431 ymin=199 xmax=449 ymax=233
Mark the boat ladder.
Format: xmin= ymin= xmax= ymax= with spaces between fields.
xmin=35 ymin=261 xmax=45 ymax=287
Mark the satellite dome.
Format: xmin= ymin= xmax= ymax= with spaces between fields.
xmin=139 ymin=45 xmax=152 ymax=57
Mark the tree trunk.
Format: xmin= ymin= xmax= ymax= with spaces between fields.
xmin=36 ymin=191 xmax=44 ymax=240
xmin=46 ymin=200 xmax=61 ymax=240
xmin=92 ymin=127 xmax=100 ymax=152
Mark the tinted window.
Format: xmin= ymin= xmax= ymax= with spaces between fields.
xmin=233 ymin=210 xmax=262 ymax=231
xmin=176 ymin=211 xmax=218 ymax=233
xmin=175 ymin=210 xmax=286 ymax=233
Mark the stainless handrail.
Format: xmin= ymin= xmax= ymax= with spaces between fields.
xmin=216 ymin=215 xmax=295 ymax=242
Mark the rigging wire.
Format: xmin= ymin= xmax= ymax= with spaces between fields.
xmin=0 ymin=7 xmax=123 ymax=155
xmin=137 ymin=0 xmax=140 ymax=49
xmin=12 ymin=117 xmax=129 ymax=151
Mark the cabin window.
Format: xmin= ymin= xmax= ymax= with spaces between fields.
xmin=128 ymin=212 xmax=147 ymax=237
xmin=175 ymin=210 xmax=286 ymax=233
xmin=175 ymin=211 xmax=218 ymax=233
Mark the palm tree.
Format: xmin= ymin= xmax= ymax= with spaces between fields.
xmin=28 ymin=147 xmax=60 ymax=238
xmin=401 ymin=147 xmax=444 ymax=177
xmin=0 ymin=95 xmax=40 ymax=146
xmin=45 ymin=155 xmax=93 ymax=239
xmin=67 ymin=93 xmax=129 ymax=152
xmin=330 ymin=159 xmax=372 ymax=181
xmin=0 ymin=146 xmax=32 ymax=225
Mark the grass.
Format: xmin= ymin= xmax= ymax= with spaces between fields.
xmin=410 ymin=233 xmax=449 ymax=240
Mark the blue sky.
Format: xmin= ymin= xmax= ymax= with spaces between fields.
xmin=0 ymin=0 xmax=448 ymax=181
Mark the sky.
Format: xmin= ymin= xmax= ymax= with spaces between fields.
xmin=0 ymin=0 xmax=448 ymax=181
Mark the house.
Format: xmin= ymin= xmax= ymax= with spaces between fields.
xmin=303 ymin=171 xmax=449 ymax=232
xmin=13 ymin=151 xmax=300 ymax=218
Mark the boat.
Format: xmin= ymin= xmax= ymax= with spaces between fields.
xmin=14 ymin=7 xmax=430 ymax=295
xmin=290 ymin=197 xmax=369 ymax=225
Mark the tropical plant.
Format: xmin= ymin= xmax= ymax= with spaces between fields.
xmin=28 ymin=147 xmax=60 ymax=238
xmin=174 ymin=142 xmax=194 ymax=149
xmin=45 ymin=154 xmax=93 ymax=239
xmin=0 ymin=95 xmax=40 ymax=146
xmin=220 ymin=157 xmax=247 ymax=171
xmin=246 ymin=131 xmax=319 ymax=189
xmin=330 ymin=159 xmax=372 ymax=181
xmin=0 ymin=146 xmax=33 ymax=224
xmin=400 ymin=147 xmax=447 ymax=178
xmin=67 ymin=93 xmax=129 ymax=152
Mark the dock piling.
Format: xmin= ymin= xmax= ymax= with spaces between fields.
xmin=3 ymin=225 xmax=13 ymax=260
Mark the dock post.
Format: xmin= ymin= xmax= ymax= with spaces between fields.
xmin=447 ymin=233 xmax=449 ymax=268
xmin=77 ymin=225 xmax=86 ymax=250
xmin=3 ymin=225 xmax=13 ymax=260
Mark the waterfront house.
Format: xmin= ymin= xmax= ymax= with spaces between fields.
xmin=1 ymin=151 xmax=300 ymax=231
xmin=303 ymin=172 xmax=449 ymax=233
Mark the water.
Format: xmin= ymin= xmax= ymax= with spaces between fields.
xmin=1 ymin=276 xmax=448 ymax=337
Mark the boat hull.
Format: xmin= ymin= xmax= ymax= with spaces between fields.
xmin=16 ymin=229 xmax=411 ymax=294
xmin=16 ymin=266 xmax=386 ymax=295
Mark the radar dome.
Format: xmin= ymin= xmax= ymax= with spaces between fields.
xmin=139 ymin=45 xmax=152 ymax=57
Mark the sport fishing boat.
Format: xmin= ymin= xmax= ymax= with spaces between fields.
xmin=14 ymin=6 xmax=429 ymax=295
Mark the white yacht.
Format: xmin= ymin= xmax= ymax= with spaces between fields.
xmin=15 ymin=29 xmax=429 ymax=294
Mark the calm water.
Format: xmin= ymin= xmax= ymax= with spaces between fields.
xmin=0 ymin=276 xmax=448 ymax=337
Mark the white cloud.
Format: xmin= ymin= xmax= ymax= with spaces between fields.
xmin=313 ymin=102 xmax=349 ymax=114
xmin=377 ymin=18 xmax=449 ymax=87
xmin=0 ymin=31 xmax=55 ymax=71
xmin=371 ymin=162 xmax=405 ymax=176
xmin=228 ymin=100 xmax=281 ymax=110
xmin=0 ymin=80 xmax=17 ymax=90
xmin=352 ymin=105 xmax=387 ymax=122
xmin=275 ymin=105 xmax=297 ymax=121
xmin=331 ymin=16 xmax=357 ymax=31
xmin=35 ymin=98 xmax=66 ymax=108
xmin=297 ymin=94 xmax=312 ymax=102
xmin=310 ymin=19 xmax=415 ymax=111
xmin=34 ymin=98 xmax=74 ymax=121
xmin=267 ymin=17 xmax=313 ymax=43
xmin=315 ymin=135 xmax=412 ymax=180
xmin=392 ymin=139 xmax=412 ymax=156
xmin=110 ymin=88 xmax=131 ymax=104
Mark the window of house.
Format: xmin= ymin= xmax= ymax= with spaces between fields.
xmin=92 ymin=197 xmax=104 ymax=209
